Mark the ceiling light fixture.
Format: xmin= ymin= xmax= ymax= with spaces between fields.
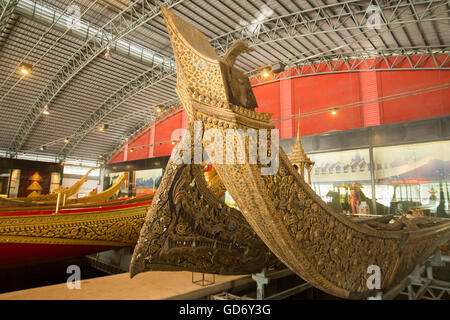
xmin=64 ymin=137 xmax=69 ymax=144
xmin=19 ymin=62 xmax=32 ymax=76
xmin=261 ymin=66 xmax=272 ymax=79
xmin=43 ymin=105 xmax=50 ymax=115
xmin=330 ymin=108 xmax=338 ymax=115
xmin=99 ymin=124 xmax=109 ymax=132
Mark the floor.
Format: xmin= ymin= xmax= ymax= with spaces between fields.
xmin=0 ymin=270 xmax=251 ymax=300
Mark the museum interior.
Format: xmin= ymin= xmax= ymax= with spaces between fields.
xmin=0 ymin=0 xmax=449 ymax=301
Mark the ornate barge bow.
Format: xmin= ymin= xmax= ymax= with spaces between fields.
xmin=129 ymin=6 xmax=450 ymax=299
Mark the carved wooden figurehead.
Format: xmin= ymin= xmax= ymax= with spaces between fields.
xmin=130 ymin=6 xmax=450 ymax=299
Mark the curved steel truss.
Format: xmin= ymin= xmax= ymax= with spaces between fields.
xmin=3 ymin=0 xmax=449 ymax=161
xmin=7 ymin=0 xmax=183 ymax=157
xmin=0 ymin=0 xmax=18 ymax=36
xmin=58 ymin=60 xmax=176 ymax=159
xmin=250 ymin=46 xmax=450 ymax=85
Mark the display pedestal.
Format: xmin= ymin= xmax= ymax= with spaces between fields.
xmin=192 ymin=272 xmax=215 ymax=287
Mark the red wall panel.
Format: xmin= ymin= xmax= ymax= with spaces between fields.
xmin=109 ymin=69 xmax=449 ymax=164
xmin=153 ymin=111 xmax=182 ymax=157
xmin=380 ymin=70 xmax=449 ymax=124
xmin=291 ymin=72 xmax=362 ymax=136
xmin=127 ymin=130 xmax=150 ymax=161
xmin=109 ymin=150 xmax=124 ymax=164
xmin=254 ymin=81 xmax=281 ymax=131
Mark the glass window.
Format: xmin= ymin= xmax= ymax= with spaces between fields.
xmin=373 ymin=141 xmax=450 ymax=217
xmin=309 ymin=148 xmax=373 ymax=214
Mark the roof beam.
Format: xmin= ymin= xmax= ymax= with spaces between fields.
xmin=13 ymin=2 xmax=158 ymax=68
xmin=0 ymin=0 xmax=18 ymax=36
xmin=210 ymin=0 xmax=448 ymax=62
xmin=77 ymin=1 xmax=449 ymax=161
xmin=7 ymin=0 xmax=184 ymax=157
xmin=58 ymin=59 xmax=176 ymax=159
xmin=103 ymin=100 xmax=180 ymax=162
xmin=248 ymin=46 xmax=450 ymax=85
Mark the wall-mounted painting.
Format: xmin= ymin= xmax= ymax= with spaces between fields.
xmin=309 ymin=148 xmax=371 ymax=184
xmin=134 ymin=168 xmax=163 ymax=196
xmin=374 ymin=140 xmax=450 ymax=183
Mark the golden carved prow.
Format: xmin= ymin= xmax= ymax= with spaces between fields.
xmin=132 ymin=6 xmax=450 ymax=299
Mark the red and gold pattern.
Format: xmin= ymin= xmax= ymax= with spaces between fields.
xmin=0 ymin=199 xmax=151 ymax=267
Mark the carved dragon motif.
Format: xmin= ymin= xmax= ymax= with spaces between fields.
xmin=130 ymin=126 xmax=280 ymax=276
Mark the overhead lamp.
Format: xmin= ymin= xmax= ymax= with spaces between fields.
xmin=171 ymin=141 xmax=175 ymax=145
xmin=43 ymin=106 xmax=50 ymax=115
xmin=130 ymin=148 xmax=134 ymax=153
xmin=40 ymin=146 xmax=46 ymax=151
xmin=99 ymin=124 xmax=109 ymax=132
xmin=330 ymin=108 xmax=338 ymax=115
xmin=156 ymin=105 xmax=163 ymax=113
xmin=261 ymin=66 xmax=272 ymax=79
xmin=19 ymin=62 xmax=32 ymax=76
xmin=64 ymin=137 xmax=69 ymax=144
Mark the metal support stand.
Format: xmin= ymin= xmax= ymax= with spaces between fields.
xmin=210 ymin=269 xmax=311 ymax=300
xmin=370 ymin=250 xmax=450 ymax=300
xmin=192 ymin=272 xmax=215 ymax=287
xmin=252 ymin=269 xmax=269 ymax=300
xmin=401 ymin=251 xmax=450 ymax=300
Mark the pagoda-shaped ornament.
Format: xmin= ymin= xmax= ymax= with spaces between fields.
xmin=27 ymin=172 xmax=43 ymax=197
xmin=289 ymin=108 xmax=315 ymax=184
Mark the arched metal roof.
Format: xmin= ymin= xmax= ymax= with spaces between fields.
xmin=0 ymin=0 xmax=448 ymax=164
